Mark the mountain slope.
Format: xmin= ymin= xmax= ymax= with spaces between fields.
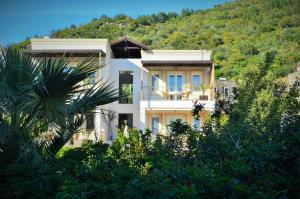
xmin=51 ymin=0 xmax=300 ymax=78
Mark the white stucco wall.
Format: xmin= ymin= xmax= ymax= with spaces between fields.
xmin=94 ymin=42 xmax=113 ymax=142
xmin=96 ymin=58 xmax=144 ymax=141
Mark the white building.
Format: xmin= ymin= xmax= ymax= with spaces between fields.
xmin=30 ymin=37 xmax=215 ymax=144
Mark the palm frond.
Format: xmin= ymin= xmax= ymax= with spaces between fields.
xmin=0 ymin=117 xmax=10 ymax=142
xmin=49 ymin=115 xmax=84 ymax=155
xmin=0 ymin=47 xmax=38 ymax=93
xmin=68 ymin=80 xmax=120 ymax=115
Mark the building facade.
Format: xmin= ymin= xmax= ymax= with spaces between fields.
xmin=214 ymin=78 xmax=237 ymax=99
xmin=30 ymin=37 xmax=215 ymax=144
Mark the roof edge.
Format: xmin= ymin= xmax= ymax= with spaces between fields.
xmin=31 ymin=38 xmax=109 ymax=43
xmin=110 ymin=36 xmax=148 ymax=50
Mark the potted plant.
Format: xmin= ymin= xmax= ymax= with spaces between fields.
xmin=199 ymin=84 xmax=209 ymax=100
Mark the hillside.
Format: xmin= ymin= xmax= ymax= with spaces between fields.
xmin=50 ymin=0 xmax=299 ymax=78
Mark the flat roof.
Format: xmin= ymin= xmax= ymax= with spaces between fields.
xmin=30 ymin=38 xmax=107 ymax=56
xmin=31 ymin=38 xmax=108 ymax=42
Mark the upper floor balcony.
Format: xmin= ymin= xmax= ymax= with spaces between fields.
xmin=140 ymin=85 xmax=215 ymax=111
xmin=140 ymin=53 xmax=215 ymax=111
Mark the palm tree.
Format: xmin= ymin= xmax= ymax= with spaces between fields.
xmin=0 ymin=47 xmax=120 ymax=166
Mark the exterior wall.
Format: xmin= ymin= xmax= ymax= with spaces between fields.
xmin=215 ymin=79 xmax=237 ymax=98
xmin=95 ymin=40 xmax=115 ymax=142
xmin=98 ymin=59 xmax=143 ymax=142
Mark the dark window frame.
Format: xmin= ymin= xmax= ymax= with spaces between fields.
xmin=118 ymin=113 xmax=133 ymax=129
xmin=119 ymin=71 xmax=134 ymax=104
xmin=86 ymin=113 xmax=95 ymax=130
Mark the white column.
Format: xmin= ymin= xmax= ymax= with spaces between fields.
xmin=139 ymin=103 xmax=146 ymax=131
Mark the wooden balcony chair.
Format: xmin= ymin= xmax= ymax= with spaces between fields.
xmin=181 ymin=89 xmax=191 ymax=100
xmin=162 ymin=91 xmax=170 ymax=100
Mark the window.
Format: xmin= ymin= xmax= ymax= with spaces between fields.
xmin=223 ymin=87 xmax=229 ymax=96
xmin=86 ymin=113 xmax=95 ymax=130
xmin=193 ymin=118 xmax=201 ymax=130
xmin=168 ymin=117 xmax=182 ymax=132
xmin=151 ymin=74 xmax=159 ymax=92
xmin=119 ymin=71 xmax=133 ymax=104
xmin=151 ymin=117 xmax=159 ymax=133
xmin=177 ymin=75 xmax=183 ymax=92
xmin=168 ymin=74 xmax=184 ymax=92
xmin=169 ymin=75 xmax=175 ymax=91
xmin=192 ymin=75 xmax=201 ymax=91
xmin=118 ymin=114 xmax=133 ymax=129
xmin=214 ymin=87 xmax=218 ymax=94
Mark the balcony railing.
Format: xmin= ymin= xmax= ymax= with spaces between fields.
xmin=141 ymin=86 xmax=210 ymax=101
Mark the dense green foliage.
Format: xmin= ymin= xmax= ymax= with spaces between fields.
xmin=1 ymin=52 xmax=299 ymax=198
xmin=49 ymin=0 xmax=300 ymax=78
xmin=0 ymin=47 xmax=119 ymax=167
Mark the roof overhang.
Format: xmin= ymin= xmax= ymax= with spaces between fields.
xmin=29 ymin=49 xmax=105 ymax=57
xmin=141 ymin=60 xmax=213 ymax=67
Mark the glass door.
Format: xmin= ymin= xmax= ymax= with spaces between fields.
xmin=177 ymin=75 xmax=183 ymax=92
xmin=151 ymin=74 xmax=160 ymax=92
xmin=168 ymin=74 xmax=184 ymax=92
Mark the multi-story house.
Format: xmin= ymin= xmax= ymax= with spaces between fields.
xmin=30 ymin=37 xmax=215 ymax=144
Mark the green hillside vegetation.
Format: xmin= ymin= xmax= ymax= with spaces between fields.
xmin=48 ymin=0 xmax=300 ymax=78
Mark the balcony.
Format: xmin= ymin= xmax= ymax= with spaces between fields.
xmin=140 ymin=86 xmax=215 ymax=111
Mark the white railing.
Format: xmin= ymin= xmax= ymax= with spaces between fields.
xmin=141 ymin=86 xmax=211 ymax=101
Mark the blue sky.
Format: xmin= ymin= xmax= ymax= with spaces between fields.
xmin=0 ymin=0 xmax=230 ymax=45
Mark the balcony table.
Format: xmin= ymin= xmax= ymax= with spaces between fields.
xmin=169 ymin=91 xmax=182 ymax=100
